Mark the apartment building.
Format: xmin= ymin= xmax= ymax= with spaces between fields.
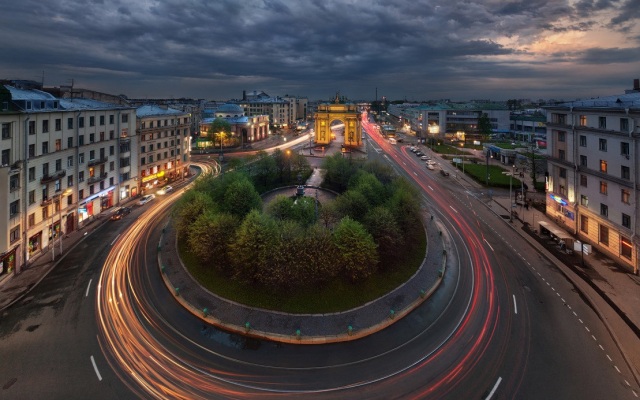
xmin=545 ymin=82 xmax=640 ymax=274
xmin=0 ymin=84 xmax=137 ymax=276
xmin=137 ymin=105 xmax=191 ymax=193
xmin=236 ymin=90 xmax=293 ymax=129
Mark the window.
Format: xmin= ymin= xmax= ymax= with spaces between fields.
xmin=559 ymin=168 xmax=567 ymax=178
xmin=598 ymin=138 xmax=607 ymax=151
xmin=621 ymin=166 xmax=630 ymax=180
xmin=621 ymin=118 xmax=629 ymax=132
xmin=10 ymin=226 xmax=19 ymax=244
xmin=600 ymin=181 xmax=607 ymax=195
xmin=109 ymin=130 xmax=114 ymax=140
xmin=110 ymin=145 xmax=115 ymax=155
xmin=67 ymin=175 xmax=73 ymax=187
xmin=579 ymin=115 xmax=587 ymax=126
xmin=10 ymin=200 xmax=19 ymax=217
xmin=600 ymin=160 xmax=607 ymax=173
xmin=621 ymin=236 xmax=633 ymax=259
xmin=122 ymin=114 xmax=129 ymax=123
xmin=109 ymin=115 xmax=114 ymax=124
xmin=100 ymin=132 xmax=104 ymax=141
xmin=141 ymin=145 xmax=146 ymax=153
xmin=67 ymin=195 xmax=73 ymax=206
xmin=10 ymin=173 xmax=19 ymax=191
xmin=580 ymin=174 xmax=588 ymax=187
xmin=580 ymin=195 xmax=588 ymax=206
xmin=599 ymin=117 xmax=606 ymax=129
xmin=79 ymin=135 xmax=84 ymax=145
xmin=2 ymin=122 xmax=10 ymax=139
xmin=1 ymin=149 xmax=8 ymax=166
xmin=67 ymin=117 xmax=73 ymax=129
xmin=42 ymin=206 xmax=48 ymax=220
xmin=68 ymin=137 xmax=73 ymax=148
xmin=558 ymin=132 xmax=565 ymax=142
xmin=109 ymin=177 xmax=114 ymax=186
xmin=141 ymin=157 xmax=146 ymax=165
xmin=28 ymin=190 xmax=35 ymax=205
xmin=110 ymin=161 xmax=114 ymax=171
xmin=28 ymin=213 xmax=35 ymax=228
xmin=55 ymin=139 xmax=61 ymax=151
xmin=580 ymin=214 xmax=589 ymax=234
xmin=149 ymin=155 xmax=153 ymax=162
xmin=79 ymin=189 xmax=84 ymax=200
xmin=599 ymin=224 xmax=609 ymax=245
xmin=558 ymin=149 xmax=565 ymax=160
xmin=79 ymin=117 xmax=84 ymax=128
xmin=79 ymin=153 xmax=84 ymax=164
xmin=28 ymin=120 xmax=35 ymax=134
xmin=622 ymin=189 xmax=630 ymax=204
xmin=99 ymin=115 xmax=105 ymax=126
xmin=621 ymin=142 xmax=630 ymax=157
xmin=67 ymin=156 xmax=73 ymax=167
xmin=55 ymin=158 xmax=62 ymax=172
xmin=89 ymin=150 xmax=95 ymax=160
xmin=89 ymin=133 xmax=95 ymax=143
xmin=559 ymin=185 xmax=566 ymax=196
xmin=55 ymin=118 xmax=61 ymax=131
xmin=622 ymin=213 xmax=631 ymax=229
xmin=79 ymin=171 xmax=84 ymax=182
xmin=42 ymin=162 xmax=49 ymax=177
xmin=42 ymin=141 xmax=49 ymax=154
xmin=42 ymin=120 xmax=49 ymax=133
xmin=28 ymin=167 xmax=35 ymax=181
xmin=600 ymin=203 xmax=608 ymax=217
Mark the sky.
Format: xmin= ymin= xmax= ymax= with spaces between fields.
xmin=1 ymin=0 xmax=639 ymax=102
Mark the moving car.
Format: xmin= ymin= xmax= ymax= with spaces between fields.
xmin=138 ymin=194 xmax=155 ymax=205
xmin=420 ymin=155 xmax=430 ymax=160
xmin=110 ymin=207 xmax=131 ymax=220
xmin=157 ymin=185 xmax=173 ymax=195
xmin=426 ymin=164 xmax=435 ymax=170
xmin=426 ymin=160 xmax=437 ymax=165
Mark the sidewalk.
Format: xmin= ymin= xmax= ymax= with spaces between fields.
xmin=0 ymin=211 xmax=112 ymax=312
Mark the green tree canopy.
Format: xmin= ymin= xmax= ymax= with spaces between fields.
xmin=477 ymin=113 xmax=493 ymax=139
xmin=333 ymin=217 xmax=379 ymax=282
xmin=363 ymin=206 xmax=404 ymax=268
xmin=187 ymin=211 xmax=239 ymax=274
xmin=173 ymin=190 xmax=217 ymax=239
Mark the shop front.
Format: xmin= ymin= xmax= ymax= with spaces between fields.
xmin=546 ymin=193 xmax=576 ymax=232
xmin=0 ymin=247 xmax=17 ymax=276
xmin=28 ymin=231 xmax=42 ymax=258
xmin=142 ymin=171 xmax=166 ymax=193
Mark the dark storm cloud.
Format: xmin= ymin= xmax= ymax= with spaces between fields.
xmin=0 ymin=0 xmax=638 ymax=100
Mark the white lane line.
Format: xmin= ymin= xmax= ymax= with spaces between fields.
xmin=615 ymin=365 xmax=621 ymax=374
xmin=85 ymin=279 xmax=93 ymax=297
xmin=592 ymin=335 xmax=597 ymax=341
xmin=579 ymin=318 xmax=584 ymax=324
xmin=90 ymin=355 xmax=103 ymax=381
xmin=561 ymin=298 xmax=565 ymax=303
xmin=484 ymin=239 xmax=494 ymax=252
xmin=428 ymin=185 xmax=434 ymax=191
xmin=607 ymin=355 xmax=613 ymax=361
xmin=413 ymin=171 xmax=418 ymax=176
xmin=449 ymin=205 xmax=458 ymax=213
xmin=573 ymin=311 xmax=578 ymax=316
xmin=599 ymin=345 xmax=604 ymax=350
xmin=110 ymin=234 xmax=121 ymax=246
xmin=625 ymin=380 xmax=631 ymax=387
xmin=633 ymin=389 xmax=638 ymax=397
xmin=486 ymin=377 xmax=502 ymax=400
xmin=585 ymin=326 xmax=590 ymax=332
xmin=513 ymin=295 xmax=518 ymax=315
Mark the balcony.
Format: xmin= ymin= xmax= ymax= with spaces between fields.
xmin=40 ymin=170 xmax=66 ymax=184
xmin=40 ymin=197 xmax=52 ymax=206
xmin=87 ymin=173 xmax=108 ymax=184
xmin=88 ymin=157 xmax=108 ymax=167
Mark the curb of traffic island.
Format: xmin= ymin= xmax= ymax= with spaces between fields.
xmin=156 ymin=219 xmax=448 ymax=345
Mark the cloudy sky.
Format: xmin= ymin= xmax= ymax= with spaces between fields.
xmin=2 ymin=0 xmax=639 ymax=102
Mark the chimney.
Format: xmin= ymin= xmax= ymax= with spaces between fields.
xmin=634 ymin=79 xmax=639 ymax=90
xmin=242 ymin=90 xmax=246 ymax=101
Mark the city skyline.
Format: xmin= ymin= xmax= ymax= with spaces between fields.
xmin=1 ymin=0 xmax=639 ymax=102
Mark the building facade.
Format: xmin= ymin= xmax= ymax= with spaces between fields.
xmin=197 ymin=104 xmax=269 ymax=149
xmin=0 ymin=84 xmax=138 ymax=277
xmin=237 ymin=90 xmax=298 ymax=129
xmin=137 ymin=105 xmax=191 ymax=193
xmin=545 ymin=86 xmax=640 ymax=274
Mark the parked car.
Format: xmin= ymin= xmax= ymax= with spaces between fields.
xmin=110 ymin=207 xmax=131 ymax=221
xmin=420 ymin=155 xmax=430 ymax=160
xmin=157 ymin=185 xmax=173 ymax=195
xmin=138 ymin=194 xmax=155 ymax=205
xmin=415 ymin=151 xmax=424 ymax=156
xmin=427 ymin=164 xmax=435 ymax=170
xmin=426 ymin=160 xmax=437 ymax=165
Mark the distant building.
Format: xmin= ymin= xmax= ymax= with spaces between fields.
xmin=236 ymin=90 xmax=306 ymax=129
xmin=197 ymin=104 xmax=269 ymax=149
xmin=544 ymin=80 xmax=640 ymax=274
xmin=136 ymin=105 xmax=191 ymax=193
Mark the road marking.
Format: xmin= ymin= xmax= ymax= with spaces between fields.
xmin=483 ymin=239 xmax=494 ymax=251
xmin=633 ymin=389 xmax=638 ymax=397
xmin=625 ymin=380 xmax=631 ymax=387
xmin=615 ymin=365 xmax=621 ymax=373
xmin=512 ymin=295 xmax=518 ymax=315
xmin=85 ymin=279 xmax=92 ymax=297
xmin=607 ymin=355 xmax=612 ymax=361
xmin=428 ymin=185 xmax=434 ymax=191
xmin=573 ymin=311 xmax=577 ymax=316
xmin=449 ymin=206 xmax=458 ymax=213
xmin=579 ymin=318 xmax=584 ymax=324
xmin=592 ymin=335 xmax=597 ymax=341
xmin=110 ymin=234 xmax=121 ymax=246
xmin=413 ymin=171 xmax=418 ymax=176
xmin=599 ymin=344 xmax=604 ymax=350
xmin=561 ymin=298 xmax=565 ymax=303
xmin=585 ymin=326 xmax=590 ymax=332
xmin=486 ymin=377 xmax=502 ymax=399
xmin=90 ymin=355 xmax=103 ymax=381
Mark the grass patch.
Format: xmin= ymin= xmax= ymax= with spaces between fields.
xmin=179 ymin=226 xmax=427 ymax=314
xmin=454 ymin=163 xmax=522 ymax=188
xmin=432 ymin=144 xmax=467 ymax=155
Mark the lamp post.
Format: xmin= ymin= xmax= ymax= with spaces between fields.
xmin=485 ymin=150 xmax=490 ymax=186
xmin=509 ymin=164 xmax=515 ymax=223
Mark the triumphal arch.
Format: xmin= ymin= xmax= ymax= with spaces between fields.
xmin=314 ymin=95 xmax=361 ymax=147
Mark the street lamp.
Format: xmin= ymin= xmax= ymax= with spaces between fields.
xmin=509 ymin=164 xmax=515 ymax=223
xmin=52 ymin=188 xmax=72 ymax=260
